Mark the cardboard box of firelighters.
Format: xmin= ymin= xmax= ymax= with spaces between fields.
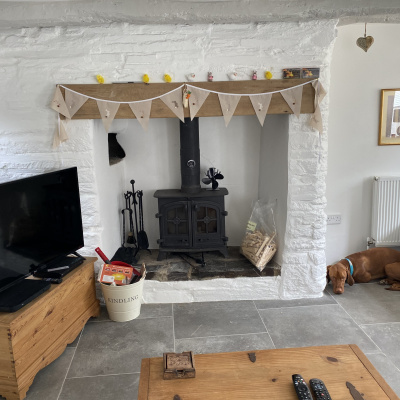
xmin=98 ymin=264 xmax=134 ymax=285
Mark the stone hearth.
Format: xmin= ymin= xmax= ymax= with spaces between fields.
xmin=140 ymin=247 xmax=280 ymax=282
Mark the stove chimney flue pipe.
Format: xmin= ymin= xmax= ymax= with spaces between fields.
xmin=180 ymin=117 xmax=201 ymax=194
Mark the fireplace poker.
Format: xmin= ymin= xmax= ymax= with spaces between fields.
xmin=125 ymin=192 xmax=136 ymax=245
xmin=130 ymin=180 xmax=140 ymax=249
xmin=137 ymin=190 xmax=150 ymax=251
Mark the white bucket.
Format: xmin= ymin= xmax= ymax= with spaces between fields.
xmin=100 ymin=269 xmax=146 ymax=322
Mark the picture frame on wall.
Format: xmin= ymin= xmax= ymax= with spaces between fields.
xmin=379 ymin=89 xmax=400 ymax=145
xmin=282 ymin=68 xmax=301 ymax=79
xmin=301 ymin=68 xmax=320 ymax=79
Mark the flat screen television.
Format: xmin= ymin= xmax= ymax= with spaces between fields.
xmin=0 ymin=167 xmax=84 ymax=299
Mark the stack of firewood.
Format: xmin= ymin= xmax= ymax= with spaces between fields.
xmin=240 ymin=230 xmax=276 ymax=271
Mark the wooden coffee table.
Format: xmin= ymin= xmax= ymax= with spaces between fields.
xmin=138 ymin=344 xmax=399 ymax=399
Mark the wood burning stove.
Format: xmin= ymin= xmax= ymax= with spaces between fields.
xmin=154 ymin=118 xmax=228 ymax=260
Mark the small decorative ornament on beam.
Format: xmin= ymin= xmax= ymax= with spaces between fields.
xmin=50 ymin=79 xmax=326 ymax=147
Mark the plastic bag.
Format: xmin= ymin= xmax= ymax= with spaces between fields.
xmin=240 ymin=199 xmax=277 ymax=271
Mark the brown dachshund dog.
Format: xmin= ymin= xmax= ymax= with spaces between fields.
xmin=327 ymin=248 xmax=400 ymax=294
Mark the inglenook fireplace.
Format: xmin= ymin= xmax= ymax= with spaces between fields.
xmin=154 ymin=118 xmax=229 ymax=260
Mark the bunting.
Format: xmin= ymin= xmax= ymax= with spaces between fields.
xmin=50 ymin=79 xmax=326 ymax=146
xmin=281 ymin=85 xmax=303 ymax=118
xmin=97 ymin=101 xmax=120 ymax=133
xmin=160 ymin=90 xmax=185 ymax=122
xmin=309 ymin=80 xmax=327 ymax=134
xmin=129 ymin=101 xmax=152 ymax=131
xmin=249 ymin=93 xmax=272 ymax=126
xmin=188 ymin=86 xmax=210 ymax=120
xmin=52 ymin=116 xmax=69 ymax=148
xmin=65 ymin=90 xmax=88 ymax=118
xmin=51 ymin=86 xmax=71 ymax=119
xmin=218 ymin=94 xmax=241 ymax=127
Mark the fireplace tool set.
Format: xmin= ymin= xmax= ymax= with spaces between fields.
xmin=111 ymin=180 xmax=150 ymax=265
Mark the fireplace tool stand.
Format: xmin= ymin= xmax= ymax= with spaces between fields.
xmin=111 ymin=191 xmax=139 ymax=265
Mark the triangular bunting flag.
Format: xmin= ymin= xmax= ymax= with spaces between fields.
xmin=281 ymin=86 xmax=303 ymax=118
xmin=52 ymin=117 xmax=69 ymax=148
xmin=218 ymin=94 xmax=241 ymax=127
xmin=129 ymin=101 xmax=152 ymax=131
xmin=97 ymin=101 xmax=120 ymax=133
xmin=65 ymin=89 xmax=89 ymax=118
xmin=312 ymin=80 xmax=327 ymax=103
xmin=50 ymin=86 xmax=71 ymax=119
xmin=310 ymin=104 xmax=323 ymax=134
xmin=52 ymin=127 xmax=61 ymax=149
xmin=249 ymin=93 xmax=272 ymax=126
xmin=59 ymin=119 xmax=69 ymax=142
xmin=188 ymin=87 xmax=210 ymax=120
xmin=160 ymin=89 xmax=185 ymax=122
xmin=310 ymin=80 xmax=327 ymax=134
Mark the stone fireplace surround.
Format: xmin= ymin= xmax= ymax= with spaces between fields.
xmin=0 ymin=19 xmax=336 ymax=302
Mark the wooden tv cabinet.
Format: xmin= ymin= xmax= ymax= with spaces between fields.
xmin=0 ymin=257 xmax=100 ymax=400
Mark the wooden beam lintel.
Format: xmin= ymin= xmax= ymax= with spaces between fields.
xmin=59 ymin=79 xmax=315 ymax=120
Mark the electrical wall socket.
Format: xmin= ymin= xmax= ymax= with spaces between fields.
xmin=327 ymin=214 xmax=342 ymax=225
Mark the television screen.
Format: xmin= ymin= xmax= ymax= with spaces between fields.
xmin=0 ymin=167 xmax=84 ymax=291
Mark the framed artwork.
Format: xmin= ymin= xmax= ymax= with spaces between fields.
xmin=282 ymin=68 xmax=301 ymax=79
xmin=301 ymin=68 xmax=320 ymax=79
xmin=379 ymin=89 xmax=400 ymax=145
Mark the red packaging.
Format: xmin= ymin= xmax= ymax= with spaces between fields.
xmin=98 ymin=264 xmax=134 ymax=286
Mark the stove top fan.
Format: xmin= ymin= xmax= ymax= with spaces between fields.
xmin=202 ymin=167 xmax=224 ymax=190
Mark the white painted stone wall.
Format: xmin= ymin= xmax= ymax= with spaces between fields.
xmin=0 ymin=20 xmax=336 ymax=300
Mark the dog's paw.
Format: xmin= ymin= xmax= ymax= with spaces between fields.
xmin=379 ymin=279 xmax=390 ymax=285
xmin=386 ymin=283 xmax=400 ymax=291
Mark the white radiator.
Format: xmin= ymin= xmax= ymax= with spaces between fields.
xmin=371 ymin=176 xmax=400 ymax=246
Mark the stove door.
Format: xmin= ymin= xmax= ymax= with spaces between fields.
xmin=159 ymin=201 xmax=191 ymax=248
xmin=192 ymin=200 xmax=225 ymax=248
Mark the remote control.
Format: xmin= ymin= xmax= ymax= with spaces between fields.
xmin=292 ymin=374 xmax=313 ymax=400
xmin=42 ymin=277 xmax=63 ymax=284
xmin=34 ymin=270 xmax=62 ymax=279
xmin=309 ymin=378 xmax=332 ymax=400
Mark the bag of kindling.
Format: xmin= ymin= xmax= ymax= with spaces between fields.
xmin=240 ymin=199 xmax=277 ymax=271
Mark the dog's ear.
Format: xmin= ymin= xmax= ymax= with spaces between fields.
xmin=347 ymin=268 xmax=355 ymax=286
xmin=326 ymin=265 xmax=331 ymax=283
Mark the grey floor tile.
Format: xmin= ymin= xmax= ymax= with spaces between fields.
xmin=89 ymin=304 xmax=172 ymax=322
xmin=254 ymin=290 xmax=336 ymax=309
xmin=361 ymin=323 xmax=400 ymax=369
xmin=59 ymin=374 xmax=140 ymax=400
xmin=259 ymin=304 xmax=379 ymax=353
xmin=365 ymin=352 xmax=400 ymax=397
xmin=24 ymin=348 xmax=75 ymax=400
xmin=68 ymin=317 xmax=174 ymax=377
xmin=175 ymin=332 xmax=275 ymax=354
xmin=173 ymin=301 xmax=266 ymax=339
xmin=326 ymin=283 xmax=400 ymax=324
xmin=138 ymin=303 xmax=173 ymax=319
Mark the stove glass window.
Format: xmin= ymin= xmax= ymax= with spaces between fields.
xmin=167 ymin=205 xmax=188 ymax=234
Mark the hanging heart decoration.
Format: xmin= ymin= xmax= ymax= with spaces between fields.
xmin=356 ymin=35 xmax=374 ymax=52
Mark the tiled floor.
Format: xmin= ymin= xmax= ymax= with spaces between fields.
xmin=5 ymin=282 xmax=400 ymax=400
